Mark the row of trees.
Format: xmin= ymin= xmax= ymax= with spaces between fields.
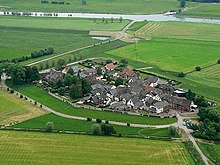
xmin=189 ymin=108 xmax=220 ymax=140
xmin=184 ymin=0 xmax=220 ymax=2
xmin=91 ymin=124 xmax=116 ymax=135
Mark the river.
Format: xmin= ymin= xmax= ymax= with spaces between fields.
xmin=0 ymin=11 xmax=220 ymax=24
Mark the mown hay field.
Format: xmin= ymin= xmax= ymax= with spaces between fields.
xmin=0 ymin=131 xmax=195 ymax=165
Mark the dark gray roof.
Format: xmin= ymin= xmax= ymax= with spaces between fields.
xmin=144 ymin=76 xmax=159 ymax=85
xmin=121 ymin=93 xmax=132 ymax=101
xmin=154 ymin=101 xmax=170 ymax=109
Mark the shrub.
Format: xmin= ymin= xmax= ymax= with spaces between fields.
xmin=45 ymin=122 xmax=54 ymax=132
xmin=168 ymin=126 xmax=177 ymax=136
xmin=91 ymin=124 xmax=101 ymax=135
xmin=195 ymin=66 xmax=201 ymax=71
xmin=96 ymin=118 xmax=102 ymax=123
xmin=178 ymin=72 xmax=185 ymax=77
xmin=34 ymin=101 xmax=37 ymax=105
xmin=20 ymin=94 xmax=23 ymax=98
xmin=7 ymin=88 xmax=9 ymax=91
xmin=105 ymin=120 xmax=109 ymax=124
xmin=87 ymin=117 xmax=92 ymax=121
xmin=101 ymin=124 xmax=116 ymax=135
xmin=127 ymin=123 xmax=130 ymax=126
xmin=10 ymin=89 xmax=14 ymax=94
xmin=218 ymin=59 xmax=220 ymax=64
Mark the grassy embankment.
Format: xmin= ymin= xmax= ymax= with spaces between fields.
xmin=6 ymin=82 xmax=176 ymax=125
xmin=0 ymin=131 xmax=195 ymax=165
xmin=0 ymin=0 xmax=195 ymax=14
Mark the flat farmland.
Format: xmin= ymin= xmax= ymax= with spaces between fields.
xmin=0 ymin=0 xmax=191 ymax=14
xmin=186 ymin=64 xmax=220 ymax=89
xmin=0 ymin=88 xmax=46 ymax=125
xmin=107 ymin=38 xmax=220 ymax=73
xmin=129 ymin=21 xmax=220 ymax=42
xmin=0 ymin=131 xmax=195 ymax=165
xmin=0 ymin=16 xmax=129 ymax=31
xmin=6 ymin=82 xmax=176 ymax=125
xmin=0 ymin=27 xmax=98 ymax=60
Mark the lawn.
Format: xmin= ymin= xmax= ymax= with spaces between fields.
xmin=0 ymin=0 xmax=190 ymax=14
xmin=11 ymin=113 xmax=175 ymax=137
xmin=197 ymin=141 xmax=220 ymax=165
xmin=6 ymin=82 xmax=176 ymax=125
xmin=0 ymin=131 xmax=195 ymax=165
xmin=128 ymin=21 xmax=220 ymax=42
xmin=107 ymin=38 xmax=220 ymax=73
xmin=0 ymin=26 xmax=99 ymax=60
xmin=181 ymin=3 xmax=220 ymax=19
xmin=0 ymin=87 xmax=46 ymax=125
xmin=0 ymin=16 xmax=129 ymax=31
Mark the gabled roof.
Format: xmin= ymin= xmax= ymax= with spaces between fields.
xmin=121 ymin=69 xmax=135 ymax=77
xmin=145 ymin=85 xmax=154 ymax=92
xmin=105 ymin=63 xmax=115 ymax=70
xmin=154 ymin=101 xmax=170 ymax=109
xmin=121 ymin=93 xmax=132 ymax=101
xmin=144 ymin=76 xmax=159 ymax=85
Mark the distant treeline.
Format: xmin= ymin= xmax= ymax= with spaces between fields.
xmin=185 ymin=0 xmax=220 ymax=2
xmin=41 ymin=1 xmax=71 ymax=5
xmin=0 ymin=47 xmax=54 ymax=64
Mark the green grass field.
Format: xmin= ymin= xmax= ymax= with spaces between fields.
xmin=107 ymin=38 xmax=220 ymax=73
xmin=0 ymin=88 xmax=46 ymax=125
xmin=129 ymin=21 xmax=220 ymax=42
xmin=181 ymin=3 xmax=220 ymax=19
xmin=0 ymin=16 xmax=129 ymax=31
xmin=197 ymin=141 xmax=220 ymax=165
xmin=186 ymin=64 xmax=220 ymax=89
xmin=0 ymin=26 xmax=99 ymax=60
xmin=11 ymin=113 xmax=175 ymax=137
xmin=0 ymin=131 xmax=195 ymax=165
xmin=6 ymin=82 xmax=176 ymax=125
xmin=0 ymin=0 xmax=191 ymax=14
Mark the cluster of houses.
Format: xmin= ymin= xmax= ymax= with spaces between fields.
xmin=40 ymin=59 xmax=197 ymax=116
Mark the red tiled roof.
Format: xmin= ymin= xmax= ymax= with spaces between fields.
xmin=105 ymin=63 xmax=115 ymax=70
xmin=144 ymin=86 xmax=154 ymax=92
xmin=122 ymin=69 xmax=135 ymax=77
xmin=101 ymin=66 xmax=106 ymax=71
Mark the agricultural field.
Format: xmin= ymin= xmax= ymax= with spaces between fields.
xmin=128 ymin=21 xmax=220 ymax=42
xmin=197 ymin=141 xmax=220 ymax=165
xmin=11 ymin=113 xmax=175 ymax=137
xmin=0 ymin=131 xmax=195 ymax=165
xmin=0 ymin=16 xmax=129 ymax=31
xmin=0 ymin=26 xmax=99 ymax=60
xmin=186 ymin=64 xmax=220 ymax=89
xmin=0 ymin=88 xmax=46 ymax=125
xmin=0 ymin=0 xmax=193 ymax=14
xmin=181 ymin=3 xmax=220 ymax=19
xmin=107 ymin=38 xmax=220 ymax=73
xmin=6 ymin=82 xmax=176 ymax=125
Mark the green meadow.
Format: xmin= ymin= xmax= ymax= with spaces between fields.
xmin=107 ymin=38 xmax=220 ymax=73
xmin=12 ymin=113 xmax=174 ymax=137
xmin=0 ymin=27 xmax=98 ymax=60
xmin=181 ymin=3 xmax=220 ymax=19
xmin=0 ymin=16 xmax=129 ymax=31
xmin=0 ymin=131 xmax=195 ymax=165
xmin=6 ymin=82 xmax=176 ymax=125
xmin=129 ymin=21 xmax=220 ymax=42
xmin=0 ymin=0 xmax=190 ymax=14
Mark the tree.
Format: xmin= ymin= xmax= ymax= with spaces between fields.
xmin=97 ymin=67 xmax=102 ymax=75
xmin=119 ymin=17 xmax=123 ymax=23
xmin=67 ymin=67 xmax=74 ymax=75
xmin=186 ymin=89 xmax=196 ymax=101
xmin=58 ymin=87 xmax=65 ymax=96
xmin=180 ymin=0 xmax=186 ymax=8
xmin=45 ymin=61 xmax=49 ymax=69
xmin=218 ymin=59 xmax=220 ymax=64
xmin=82 ymin=78 xmax=92 ymax=94
xmin=195 ymin=66 xmax=201 ymax=71
xmin=45 ymin=122 xmax=53 ymax=132
xmin=106 ymin=59 xmax=112 ymax=64
xmin=178 ymin=72 xmax=185 ymax=77
xmin=7 ymin=64 xmax=26 ymax=85
xmin=111 ymin=17 xmax=114 ymax=23
xmin=82 ymin=0 xmax=87 ymax=5
xmin=195 ymin=96 xmax=208 ymax=107
xmin=115 ymin=77 xmax=124 ymax=86
xmin=56 ymin=59 xmax=66 ymax=70
xmin=120 ymin=59 xmax=128 ymax=67
xmin=101 ymin=124 xmax=116 ymax=135
xmin=168 ymin=126 xmax=177 ymax=136
xmin=91 ymin=124 xmax=101 ymax=135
